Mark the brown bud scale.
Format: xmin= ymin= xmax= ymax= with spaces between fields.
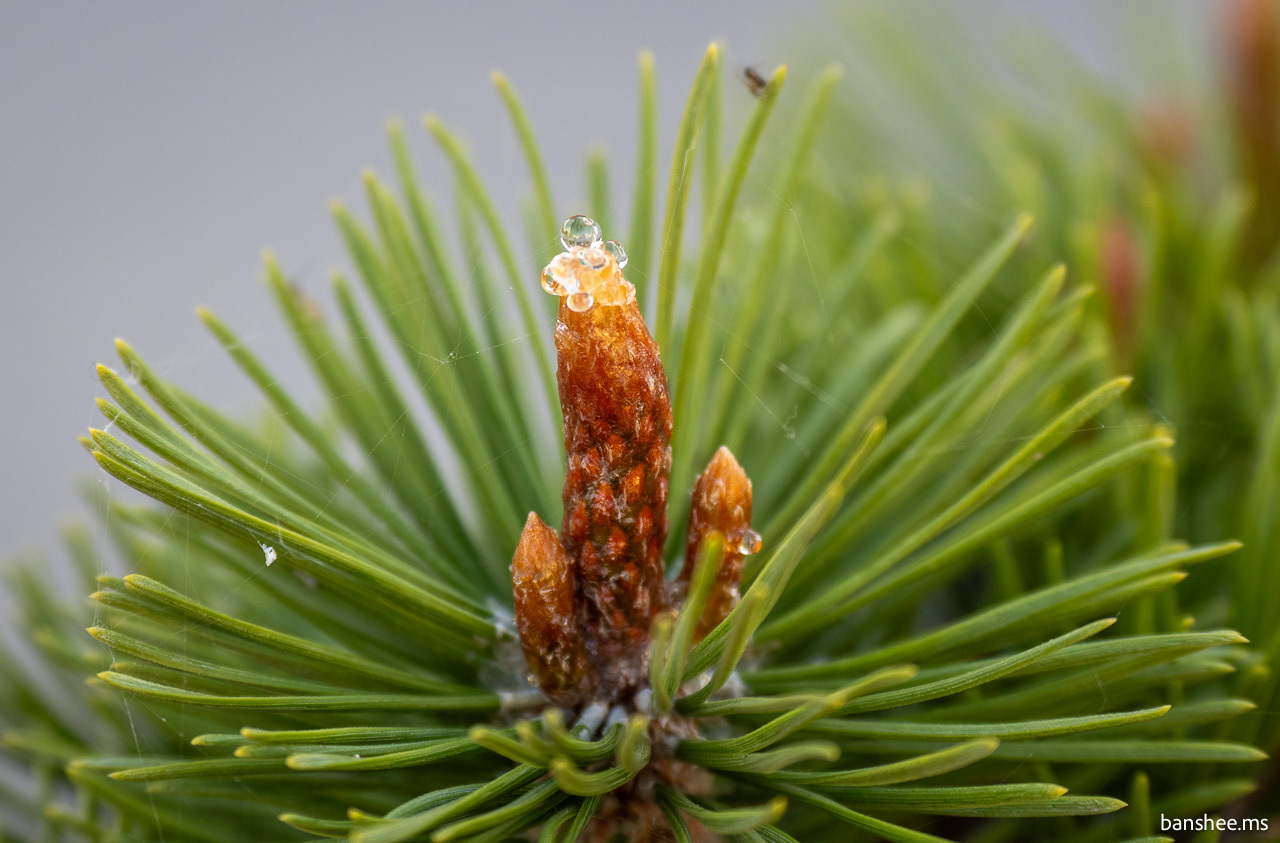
xmin=557 ymin=294 xmax=672 ymax=692
xmin=511 ymin=513 xmax=592 ymax=704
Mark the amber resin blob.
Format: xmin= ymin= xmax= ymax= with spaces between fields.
xmin=512 ymin=215 xmax=758 ymax=712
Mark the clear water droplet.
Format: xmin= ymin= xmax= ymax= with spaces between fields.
xmin=603 ymin=239 xmax=627 ymax=268
xmin=566 ymin=291 xmax=595 ymax=312
xmin=736 ymin=529 xmax=762 ymax=556
xmin=560 ymin=214 xmax=602 ymax=249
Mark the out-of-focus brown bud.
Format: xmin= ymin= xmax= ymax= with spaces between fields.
xmin=681 ymin=446 xmax=757 ymax=641
xmin=1226 ymin=0 xmax=1280 ymax=260
xmin=1140 ymin=100 xmax=1196 ymax=171
xmin=1100 ymin=217 xmax=1142 ymax=372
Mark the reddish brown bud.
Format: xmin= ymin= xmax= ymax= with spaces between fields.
xmin=513 ymin=216 xmax=748 ymax=837
xmin=516 ymin=216 xmax=755 ymax=713
xmin=511 ymin=512 xmax=593 ymax=704
xmin=681 ymin=446 xmax=756 ymax=640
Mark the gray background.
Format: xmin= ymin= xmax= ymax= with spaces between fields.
xmin=0 ymin=2 xmax=1168 ymax=556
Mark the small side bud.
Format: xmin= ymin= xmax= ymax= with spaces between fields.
xmin=682 ymin=446 xmax=757 ymax=640
xmin=512 ymin=512 xmax=593 ymax=705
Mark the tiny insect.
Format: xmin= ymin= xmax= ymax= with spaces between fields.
xmin=740 ymin=65 xmax=768 ymax=98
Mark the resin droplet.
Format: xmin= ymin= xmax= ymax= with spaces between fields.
xmin=560 ymin=214 xmax=602 ymax=249
xmin=681 ymin=446 xmax=754 ymax=641
xmin=541 ymin=252 xmax=582 ymax=296
xmin=566 ymin=291 xmax=595 ymax=312
xmin=540 ymin=216 xmax=637 ymax=310
xmin=603 ymin=239 xmax=627 ymax=268
xmin=579 ymin=246 xmax=609 ymax=270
